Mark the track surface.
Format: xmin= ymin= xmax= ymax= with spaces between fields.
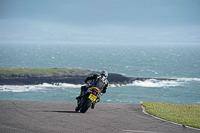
xmin=0 ymin=100 xmax=199 ymax=133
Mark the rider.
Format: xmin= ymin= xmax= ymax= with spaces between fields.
xmin=76 ymin=70 xmax=109 ymax=109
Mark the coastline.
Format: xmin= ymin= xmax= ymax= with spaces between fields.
xmin=0 ymin=68 xmax=176 ymax=85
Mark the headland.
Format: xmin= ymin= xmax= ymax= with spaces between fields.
xmin=0 ymin=68 xmax=176 ymax=85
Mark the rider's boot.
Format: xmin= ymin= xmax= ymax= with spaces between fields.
xmin=76 ymin=86 xmax=87 ymax=100
xmin=76 ymin=95 xmax=82 ymax=100
xmin=76 ymin=91 xmax=84 ymax=100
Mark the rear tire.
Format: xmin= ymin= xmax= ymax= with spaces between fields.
xmin=80 ymin=98 xmax=92 ymax=113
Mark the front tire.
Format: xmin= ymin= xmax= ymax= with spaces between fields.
xmin=75 ymin=106 xmax=80 ymax=112
xmin=80 ymin=98 xmax=92 ymax=113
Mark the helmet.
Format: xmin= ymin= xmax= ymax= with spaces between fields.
xmin=101 ymin=70 xmax=108 ymax=78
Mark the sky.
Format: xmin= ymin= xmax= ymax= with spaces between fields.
xmin=0 ymin=0 xmax=200 ymax=44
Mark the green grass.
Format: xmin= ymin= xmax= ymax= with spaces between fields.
xmin=141 ymin=102 xmax=200 ymax=129
xmin=0 ymin=68 xmax=83 ymax=76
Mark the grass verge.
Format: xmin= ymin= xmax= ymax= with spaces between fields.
xmin=141 ymin=102 xmax=200 ymax=129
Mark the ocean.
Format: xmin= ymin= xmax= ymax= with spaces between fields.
xmin=0 ymin=43 xmax=200 ymax=105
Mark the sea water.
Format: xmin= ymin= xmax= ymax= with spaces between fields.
xmin=0 ymin=43 xmax=200 ymax=105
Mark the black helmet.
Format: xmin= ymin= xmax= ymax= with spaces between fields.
xmin=101 ymin=70 xmax=108 ymax=78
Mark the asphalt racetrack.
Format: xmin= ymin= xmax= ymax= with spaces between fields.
xmin=0 ymin=100 xmax=199 ymax=133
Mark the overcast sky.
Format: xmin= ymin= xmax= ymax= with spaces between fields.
xmin=0 ymin=0 xmax=200 ymax=44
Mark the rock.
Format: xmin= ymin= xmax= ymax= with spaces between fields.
xmin=0 ymin=71 xmax=176 ymax=85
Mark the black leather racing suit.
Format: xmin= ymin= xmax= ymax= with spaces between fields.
xmin=77 ymin=74 xmax=109 ymax=100
xmin=84 ymin=74 xmax=109 ymax=93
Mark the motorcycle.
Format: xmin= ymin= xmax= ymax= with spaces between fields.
xmin=75 ymin=85 xmax=101 ymax=113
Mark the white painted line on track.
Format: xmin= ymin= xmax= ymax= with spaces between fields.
xmin=123 ymin=129 xmax=164 ymax=133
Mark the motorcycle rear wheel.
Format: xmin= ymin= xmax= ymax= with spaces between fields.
xmin=80 ymin=98 xmax=92 ymax=113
